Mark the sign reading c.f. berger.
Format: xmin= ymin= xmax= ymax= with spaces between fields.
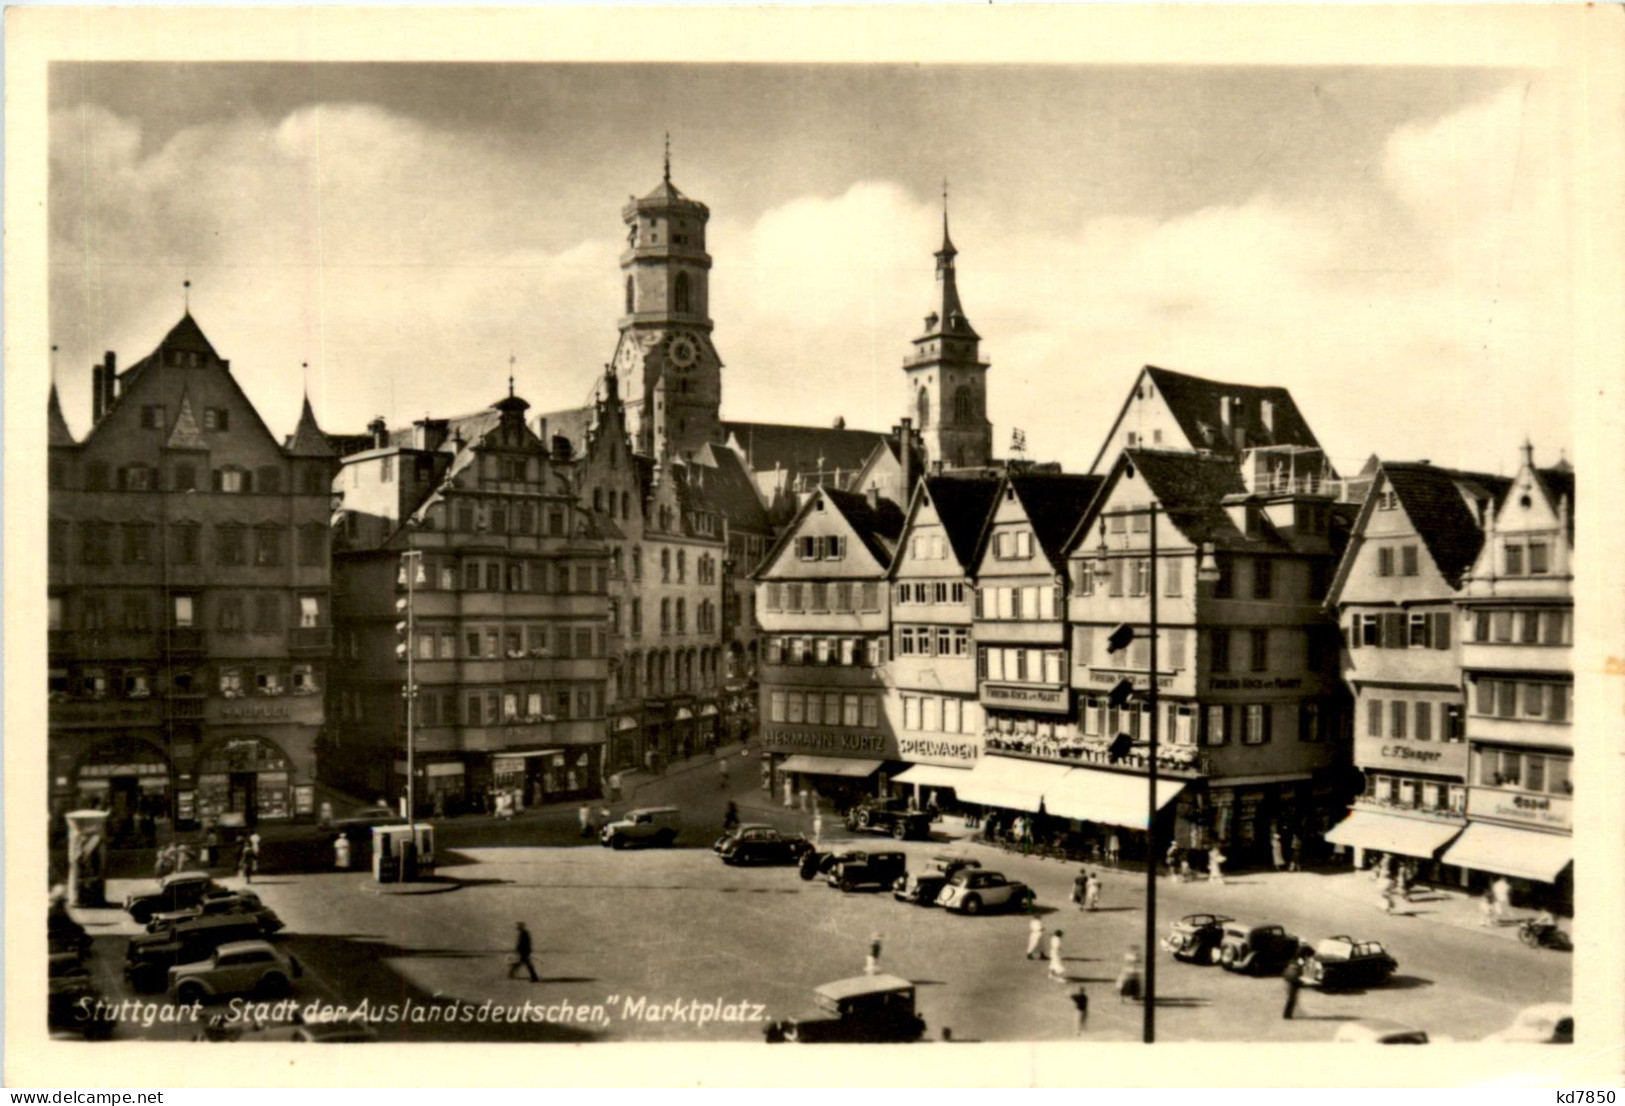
xmin=761 ymin=728 xmax=896 ymax=758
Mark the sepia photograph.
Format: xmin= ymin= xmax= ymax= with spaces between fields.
xmin=8 ymin=4 xmax=1623 ymax=1091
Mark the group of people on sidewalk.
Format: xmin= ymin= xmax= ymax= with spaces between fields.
xmin=154 ymin=829 xmax=260 ymax=884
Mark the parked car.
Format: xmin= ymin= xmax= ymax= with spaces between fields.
xmin=49 ymin=956 xmax=113 ymax=1041
xmin=169 ymin=940 xmax=303 ymax=1005
xmin=148 ymin=889 xmax=284 ymax=935
xmin=1333 ymin=1018 xmax=1432 ymax=1045
xmin=829 ymin=851 xmax=908 ymax=892
xmin=1302 ymin=936 xmax=1398 ymax=991
xmin=1162 ymin=913 xmax=1235 ymax=964
xmin=125 ymin=914 xmax=267 ymax=992
xmin=600 ymin=806 xmax=681 ymax=849
xmin=718 ymin=826 xmax=813 ymax=866
xmin=800 ymin=849 xmax=862 ymax=882
xmin=936 ymin=869 xmax=1034 ymax=915
xmin=713 ymin=823 xmax=769 ymax=854
xmin=125 ymin=871 xmax=227 ymax=926
xmin=845 ymin=798 xmax=933 ymax=842
xmin=894 ymin=856 xmax=982 ymax=906
xmin=763 ymin=974 xmax=926 ymax=1043
xmin=1485 ymin=1003 xmax=1573 ymax=1044
xmin=1217 ymin=922 xmax=1303 ymax=975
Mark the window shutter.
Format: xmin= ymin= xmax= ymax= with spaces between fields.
xmin=1347 ymin=618 xmax=1360 ymax=650
xmin=1382 ymin=612 xmax=1403 ymax=649
xmin=973 ymin=587 xmax=983 ymax=618
xmin=976 ymin=647 xmax=988 ymax=679
xmin=1433 ymin=613 xmax=1451 ymax=650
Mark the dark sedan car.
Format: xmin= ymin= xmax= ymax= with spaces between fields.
xmin=1218 ymin=923 xmax=1304 ymax=975
xmin=894 ymin=856 xmax=982 ymax=906
xmin=829 ymin=851 xmax=908 ymax=892
xmin=718 ymin=826 xmax=813 ymax=866
xmin=763 ymin=975 xmax=925 ymax=1044
xmin=1302 ymin=936 xmax=1399 ymax=991
xmin=1162 ymin=913 xmax=1234 ymax=964
xmin=800 ymin=849 xmax=863 ymax=882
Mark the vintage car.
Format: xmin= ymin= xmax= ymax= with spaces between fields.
xmin=936 ymin=869 xmax=1034 ymax=915
xmin=1485 ymin=1003 xmax=1573 ymax=1044
xmin=718 ymin=826 xmax=813 ymax=866
xmin=894 ymin=856 xmax=982 ymax=906
xmin=713 ymin=823 xmax=769 ymax=854
xmin=1333 ymin=1018 xmax=1433 ymax=1045
xmin=1217 ymin=922 xmax=1304 ymax=975
xmin=148 ymin=889 xmax=285 ymax=935
xmin=126 ymin=914 xmax=268 ymax=992
xmin=1302 ymin=936 xmax=1398 ymax=991
xmin=49 ymin=955 xmax=113 ymax=1041
xmin=763 ymin=974 xmax=926 ymax=1043
xmin=125 ymin=870 xmax=228 ymax=926
xmin=1162 ymin=913 xmax=1235 ymax=964
xmin=845 ymin=798 xmax=933 ymax=842
xmin=600 ymin=806 xmax=681 ymax=849
xmin=800 ymin=849 xmax=863 ymax=882
xmin=828 ymin=850 xmax=908 ymax=892
xmin=170 ymin=940 xmax=303 ymax=1005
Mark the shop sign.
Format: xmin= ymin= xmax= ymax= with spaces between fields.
xmin=1467 ymin=787 xmax=1572 ymax=832
xmin=761 ymin=728 xmax=895 ymax=757
xmin=493 ymin=757 xmax=524 ymax=775
xmin=1207 ymin=676 xmax=1304 ymax=692
xmin=978 ymin=683 xmax=1069 ymax=714
xmin=51 ymin=701 xmax=161 ymax=728
xmin=294 ymin=785 xmax=315 ymax=816
xmin=1086 ymin=670 xmax=1174 ymax=691
xmin=176 ymin=791 xmax=196 ymax=823
xmin=898 ymin=735 xmax=981 ymax=765
xmin=79 ymin=762 xmax=167 ymax=778
xmin=210 ymin=697 xmax=321 ymax=724
xmin=1355 ymin=736 xmax=1467 ymax=777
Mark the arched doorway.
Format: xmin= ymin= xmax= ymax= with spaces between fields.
xmin=194 ymin=735 xmax=297 ymax=826
xmin=74 ymin=736 xmax=172 ymax=843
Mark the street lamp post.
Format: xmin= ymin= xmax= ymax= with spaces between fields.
xmin=1095 ymin=494 xmax=1221 ymax=1044
xmin=396 ymin=549 xmax=425 ymax=875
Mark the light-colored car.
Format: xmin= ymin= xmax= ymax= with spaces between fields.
xmin=169 ymin=940 xmax=303 ymax=1005
xmin=1333 ymin=1018 xmax=1432 ymax=1044
xmin=1485 ymin=1003 xmax=1573 ymax=1044
xmin=600 ymin=806 xmax=681 ymax=849
xmin=936 ymin=869 xmax=1033 ymax=915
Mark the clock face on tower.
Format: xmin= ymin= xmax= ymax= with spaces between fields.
xmin=667 ymin=335 xmax=699 ymax=369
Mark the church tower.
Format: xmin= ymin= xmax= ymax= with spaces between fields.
xmin=611 ymin=143 xmax=723 ymax=462
xmin=903 ymin=194 xmax=991 ymax=470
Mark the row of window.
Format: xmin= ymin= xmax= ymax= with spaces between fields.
xmin=1364 ymin=698 xmax=1466 ymax=742
xmin=765 ymin=636 xmax=887 ymax=667
xmin=1073 ymin=557 xmax=1188 ymax=599
xmin=975 ymin=584 xmax=1063 ymax=622
xmin=409 ymin=624 xmax=607 ymax=661
xmin=899 ymin=694 xmax=983 ymax=735
xmin=1347 ymin=611 xmax=1453 ymax=651
xmin=413 ymin=497 xmax=572 ymax=538
xmin=766 ymin=691 xmax=882 ymax=729
xmin=611 ymin=649 xmax=723 ymax=700
xmin=894 ymin=581 xmax=968 ymax=606
xmin=796 ymin=536 xmax=848 ymax=562
xmin=50 ymin=663 xmax=320 ymax=699
xmin=1074 ymin=626 xmax=1327 ymax=676
xmin=1499 ymin=537 xmax=1556 ymax=578
xmin=333 ymin=682 xmax=604 ymax=726
xmin=979 ymin=647 xmax=1067 ymax=686
xmin=1373 ymin=543 xmax=1419 ymax=578
xmin=1468 ymin=608 xmax=1572 ymax=647
xmin=54 ymin=459 xmax=327 ymax=497
xmin=1471 ymin=678 xmax=1572 ymax=724
xmin=1472 ymin=748 xmax=1572 ymax=795
xmin=989 ymin=530 xmax=1035 ymax=561
xmin=895 ymin=625 xmax=971 ymax=658
xmin=907 ymin=533 xmax=951 ymax=562
xmin=55 ymin=520 xmax=328 ymax=569
xmin=1081 ymin=696 xmax=1324 ymax=746
xmin=52 ymin=592 xmax=323 ymax=633
xmin=760 ymin=581 xmax=884 ymax=614
xmin=1364 ymin=774 xmax=1467 ymax=816
xmin=404 ymin=558 xmax=607 ymax=596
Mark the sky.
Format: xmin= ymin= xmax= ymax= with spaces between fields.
xmin=48 ymin=62 xmax=1576 ymax=476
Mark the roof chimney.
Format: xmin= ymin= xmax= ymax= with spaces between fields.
xmin=92 ymin=364 xmax=105 ymax=424
xmin=899 ymin=417 xmax=913 ymax=496
xmin=368 ymin=416 xmax=388 ymax=449
xmin=102 ymin=352 xmax=117 ymax=416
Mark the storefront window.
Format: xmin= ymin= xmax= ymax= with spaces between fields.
xmin=843 ymin=695 xmax=860 ymax=727
xmin=787 ymin=693 xmax=804 ymax=724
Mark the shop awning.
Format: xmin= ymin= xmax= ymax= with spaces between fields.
xmin=893 ymin=763 xmax=974 ymax=791
xmin=426 ymin=763 xmax=465 ymax=778
xmin=955 ymin=757 xmax=1072 ymax=814
xmin=615 ymin=716 xmax=639 ymax=732
xmin=494 ymin=748 xmax=562 ymax=760
xmin=1322 ymin=810 xmax=1464 ymax=860
xmin=1442 ymin=822 xmax=1572 ymax=883
xmin=700 ymin=704 xmax=718 ymax=716
xmin=1045 ymin=768 xmax=1184 ymax=830
xmin=778 ymin=755 xmax=883 ymax=778
xmin=677 ymin=707 xmax=694 ymax=720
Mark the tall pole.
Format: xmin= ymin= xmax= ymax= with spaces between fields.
xmin=1144 ymin=504 xmax=1159 ymax=1043
xmin=404 ymin=550 xmax=417 ymax=829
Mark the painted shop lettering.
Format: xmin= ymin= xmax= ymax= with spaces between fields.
xmin=898 ymin=738 xmax=978 ymax=761
xmin=1380 ymin=745 xmax=1443 ymax=764
xmin=762 ymin=728 xmax=885 ymax=753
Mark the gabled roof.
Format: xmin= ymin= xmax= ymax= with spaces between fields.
xmin=691 ymin=442 xmax=773 ymax=535
xmin=1384 ymin=463 xmax=1508 ymax=588
xmin=283 ymin=395 xmax=335 ymax=458
xmin=115 ymin=312 xmax=222 ymax=394
xmin=1005 ymin=474 xmax=1105 ymax=571
xmin=824 ymin=487 xmax=907 ymax=567
xmin=1535 ymin=467 xmax=1576 ymax=544
xmin=922 ymin=475 xmax=1001 ymax=568
xmin=723 ymin=420 xmax=888 ymax=479
xmin=48 ymin=384 xmax=76 ymax=447
xmin=1069 ymin=449 xmax=1291 ymax=557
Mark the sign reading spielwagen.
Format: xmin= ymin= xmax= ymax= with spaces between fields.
xmin=898 ymin=735 xmax=981 ymax=764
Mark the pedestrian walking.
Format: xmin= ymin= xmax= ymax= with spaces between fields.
xmin=249 ymin=831 xmax=262 ymax=860
xmin=578 ymin=805 xmax=593 ymax=838
xmin=783 ymin=777 xmax=794 ymax=808
xmin=1117 ymin=945 xmax=1143 ymax=1003
xmin=1378 ymin=875 xmax=1398 ymax=914
xmin=237 ymin=842 xmax=256 ymax=885
xmin=865 ymin=933 xmax=882 ymax=976
xmin=1070 ymin=985 xmax=1090 ymax=1035
xmin=1271 ymin=828 xmax=1285 ymax=871
xmin=202 ymin=827 xmax=220 ymax=869
xmin=1491 ymin=875 xmax=1512 ymax=924
xmin=760 ymin=760 xmax=772 ymax=793
xmin=812 ymin=811 xmax=823 ymax=847
xmin=1071 ymin=868 xmax=1088 ymax=908
xmin=1208 ymin=848 xmax=1226 ymax=884
xmin=508 ymin=921 xmax=539 ymax=982
xmin=719 ymin=758 xmax=730 ymax=790
xmin=724 ymin=801 xmax=740 ymax=831
xmin=1048 ymin=931 xmax=1067 ymax=983
xmin=1025 ymin=917 xmax=1045 ymax=960
xmin=926 ymin=790 xmax=941 ymax=823
xmin=1165 ymin=843 xmax=1182 ymax=882
xmin=1286 ymin=832 xmax=1302 ymax=872
xmin=1106 ymin=831 xmax=1121 ymax=867
xmin=1281 ymin=955 xmax=1305 ymax=1019
xmin=799 ymin=787 xmax=810 ymax=813
xmin=334 ymin=834 xmax=351 ymax=870
xmin=1085 ymin=871 xmax=1102 ymax=912
xmin=1395 ymin=862 xmax=1412 ymax=901
xmin=1479 ymin=888 xmax=1497 ymax=927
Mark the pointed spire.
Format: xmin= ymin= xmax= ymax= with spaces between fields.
xmin=939 ymin=178 xmax=956 ymax=259
xmin=1521 ymin=437 xmax=1535 ymax=469
xmin=48 ymin=376 xmax=76 ymax=447
xmin=664 ymin=132 xmax=672 ymax=183
xmin=183 ymin=278 xmax=192 ymax=315
xmin=286 ymin=391 xmax=335 ymax=457
xmin=509 ymin=353 xmax=516 ymax=398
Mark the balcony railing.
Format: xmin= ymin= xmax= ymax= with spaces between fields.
xmin=164 ymin=693 xmax=207 ymax=721
xmin=288 ymin=626 xmax=333 ymax=654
